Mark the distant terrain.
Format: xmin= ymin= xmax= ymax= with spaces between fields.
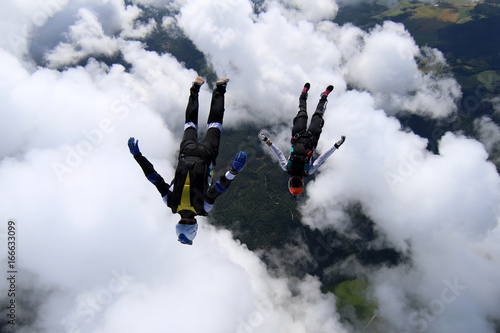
xmin=337 ymin=0 xmax=500 ymax=97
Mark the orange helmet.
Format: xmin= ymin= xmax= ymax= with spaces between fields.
xmin=288 ymin=176 xmax=304 ymax=197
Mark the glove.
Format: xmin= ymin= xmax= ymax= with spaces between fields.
xmin=231 ymin=151 xmax=247 ymax=173
xmin=259 ymin=132 xmax=272 ymax=146
xmin=128 ymin=137 xmax=141 ymax=156
xmin=334 ymin=135 xmax=346 ymax=149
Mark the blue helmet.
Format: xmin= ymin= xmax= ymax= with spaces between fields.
xmin=176 ymin=223 xmax=198 ymax=245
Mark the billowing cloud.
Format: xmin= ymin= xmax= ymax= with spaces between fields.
xmin=1 ymin=0 xmax=499 ymax=333
xmin=300 ymin=88 xmax=500 ymax=332
xmin=0 ymin=38 xmax=348 ymax=332
xmin=266 ymin=0 xmax=339 ymax=22
xmin=342 ymin=21 xmax=461 ymax=117
xmin=44 ymin=3 xmax=157 ymax=68
xmin=0 ymin=0 xmax=69 ymax=67
xmin=474 ymin=115 xmax=500 ymax=166
xmin=45 ymin=8 xmax=121 ymax=68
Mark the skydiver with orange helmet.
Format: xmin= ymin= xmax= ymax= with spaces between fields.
xmin=259 ymin=82 xmax=345 ymax=198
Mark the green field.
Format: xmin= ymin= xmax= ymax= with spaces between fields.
xmin=374 ymin=1 xmax=479 ymax=45
xmin=343 ymin=1 xmax=500 ymax=101
xmin=330 ymin=278 xmax=377 ymax=327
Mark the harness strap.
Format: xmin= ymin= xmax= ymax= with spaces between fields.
xmin=177 ymin=172 xmax=197 ymax=213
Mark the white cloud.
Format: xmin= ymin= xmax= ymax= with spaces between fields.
xmin=300 ymin=90 xmax=500 ymax=331
xmin=43 ymin=5 xmax=157 ymax=68
xmin=177 ymin=0 xmax=345 ymax=127
xmin=474 ymin=115 xmax=500 ymax=167
xmin=265 ymin=0 xmax=339 ymax=23
xmin=344 ymin=21 xmax=461 ymax=117
xmin=117 ymin=4 xmax=157 ymax=39
xmin=0 ymin=0 xmax=68 ymax=68
xmin=0 ymin=3 xmax=349 ymax=331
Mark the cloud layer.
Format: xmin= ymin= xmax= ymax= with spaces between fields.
xmin=0 ymin=0 xmax=499 ymax=332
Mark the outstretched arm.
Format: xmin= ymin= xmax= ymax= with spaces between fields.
xmin=259 ymin=132 xmax=288 ymax=171
xmin=204 ymin=151 xmax=247 ymax=213
xmin=128 ymin=137 xmax=170 ymax=198
xmin=309 ymin=135 xmax=345 ymax=175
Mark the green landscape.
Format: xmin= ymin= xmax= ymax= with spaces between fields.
xmin=337 ymin=0 xmax=500 ymax=95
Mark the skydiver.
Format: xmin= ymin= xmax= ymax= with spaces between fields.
xmin=128 ymin=77 xmax=247 ymax=245
xmin=259 ymin=82 xmax=345 ymax=197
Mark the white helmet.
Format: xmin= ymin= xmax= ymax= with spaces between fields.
xmin=176 ymin=223 xmax=198 ymax=245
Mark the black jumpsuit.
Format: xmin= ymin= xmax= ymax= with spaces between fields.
xmin=133 ymin=83 xmax=235 ymax=219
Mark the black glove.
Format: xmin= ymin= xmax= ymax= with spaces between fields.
xmin=259 ymin=132 xmax=272 ymax=146
xmin=334 ymin=136 xmax=346 ymax=149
